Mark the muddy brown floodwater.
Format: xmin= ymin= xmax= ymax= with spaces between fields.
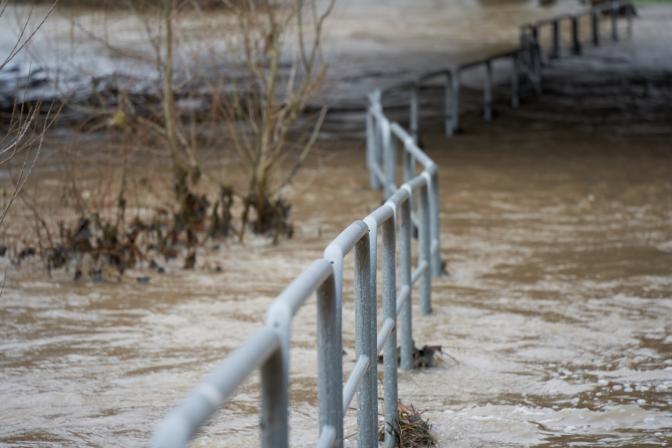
xmin=2 ymin=0 xmax=672 ymax=447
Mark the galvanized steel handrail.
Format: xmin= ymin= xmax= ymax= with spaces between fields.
xmin=372 ymin=0 xmax=633 ymax=138
xmin=367 ymin=94 xmax=443 ymax=283
xmin=152 ymin=85 xmax=444 ymax=447
xmin=152 ymin=3 xmax=636 ymax=446
xmin=521 ymin=0 xmax=634 ymax=63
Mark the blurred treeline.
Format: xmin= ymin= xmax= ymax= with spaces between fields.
xmin=10 ymin=0 xmax=238 ymax=9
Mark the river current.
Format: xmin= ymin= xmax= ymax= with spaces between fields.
xmin=1 ymin=0 xmax=671 ymax=447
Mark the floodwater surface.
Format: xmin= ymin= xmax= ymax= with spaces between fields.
xmin=1 ymin=1 xmax=672 ymax=447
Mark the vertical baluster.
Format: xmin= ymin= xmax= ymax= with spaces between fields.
xmin=571 ymin=16 xmax=582 ymax=55
xmin=511 ymin=52 xmax=520 ymax=109
xmin=382 ymin=217 xmax=398 ymax=446
xmin=484 ymin=60 xmax=493 ymax=122
xmin=450 ymin=70 xmax=461 ymax=135
xmin=591 ymin=10 xmax=600 ymax=46
xmin=399 ymin=195 xmax=413 ymax=370
xmin=355 ymin=236 xmax=376 ymax=448
xmin=419 ymin=183 xmax=432 ymax=315
xmin=551 ymin=19 xmax=560 ymax=59
xmin=317 ymin=273 xmax=344 ymax=447
xmin=410 ymin=85 xmax=419 ymax=143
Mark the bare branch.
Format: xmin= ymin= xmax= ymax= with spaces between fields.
xmin=0 ymin=1 xmax=57 ymax=71
xmin=0 ymin=102 xmax=59 ymax=228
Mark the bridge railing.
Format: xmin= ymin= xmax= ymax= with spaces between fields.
xmin=152 ymin=92 xmax=443 ymax=447
xmin=367 ymin=91 xmax=442 ymax=279
xmin=151 ymin=2 xmax=636 ymax=446
xmin=521 ymin=0 xmax=634 ymax=66
xmin=370 ymin=0 xmax=633 ymax=140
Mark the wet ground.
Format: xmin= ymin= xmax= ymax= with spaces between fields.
xmin=2 ymin=1 xmax=672 ymax=447
xmin=0 ymin=0 xmax=587 ymax=112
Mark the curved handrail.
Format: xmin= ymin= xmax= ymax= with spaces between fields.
xmin=371 ymin=0 xmax=633 ymax=137
xmin=151 ymin=1 xmax=635 ymax=446
xmin=152 ymin=89 xmax=443 ymax=448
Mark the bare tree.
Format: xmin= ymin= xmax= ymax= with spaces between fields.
xmin=221 ymin=0 xmax=334 ymax=238
xmin=0 ymin=0 xmax=56 ymax=71
xmin=38 ymin=0 xmax=334 ymax=245
xmin=159 ymin=0 xmax=202 ymax=198
xmin=125 ymin=0 xmax=335 ymax=238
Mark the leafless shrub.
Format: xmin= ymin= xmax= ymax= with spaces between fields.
xmin=0 ymin=1 xmax=58 ymax=228
xmin=2 ymin=0 xmax=336 ymax=281
xmin=62 ymin=0 xmax=334 ymax=241
xmin=1 ymin=102 xmax=59 ymax=228
xmin=219 ymin=0 xmax=333 ymax=239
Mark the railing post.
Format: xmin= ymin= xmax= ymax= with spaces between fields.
xmin=611 ymin=0 xmax=619 ymax=42
xmin=262 ymin=307 xmax=290 ymax=448
xmin=483 ymin=60 xmax=493 ymax=122
xmin=399 ymin=195 xmax=413 ymax=371
xmin=530 ymin=25 xmax=543 ymax=94
xmin=419 ymin=183 xmax=432 ymax=315
xmin=382 ymin=217 xmax=398 ymax=447
xmin=520 ymin=27 xmax=534 ymax=83
xmin=449 ymin=70 xmax=460 ymax=136
xmin=571 ymin=16 xmax=582 ymax=55
xmin=382 ymin=119 xmax=395 ymax=198
xmin=408 ymin=86 xmax=418 ymax=180
xmin=371 ymin=91 xmax=384 ymax=191
xmin=410 ymin=85 xmax=419 ymax=144
xmin=591 ymin=9 xmax=600 ymax=46
xmin=355 ymin=235 xmax=376 ymax=448
xmin=317 ymin=273 xmax=344 ymax=447
xmin=366 ymin=106 xmax=380 ymax=191
xmin=323 ymin=241 xmax=346 ymax=444
xmin=550 ymin=19 xmax=560 ymax=59
xmin=443 ymin=72 xmax=451 ymax=136
xmin=427 ymin=171 xmax=442 ymax=278
xmin=511 ymin=52 xmax=520 ymax=109
xmin=626 ymin=2 xmax=633 ymax=37
xmin=530 ymin=25 xmax=540 ymax=56
xmin=363 ymin=216 xmax=379 ymax=447
xmin=403 ymin=140 xmax=414 ymax=183
xmin=520 ymin=26 xmax=532 ymax=70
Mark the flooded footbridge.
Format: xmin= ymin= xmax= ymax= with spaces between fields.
xmin=1 ymin=0 xmax=671 ymax=447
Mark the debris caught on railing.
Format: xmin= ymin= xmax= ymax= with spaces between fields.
xmin=378 ymin=342 xmax=444 ymax=369
xmin=378 ymin=400 xmax=437 ymax=448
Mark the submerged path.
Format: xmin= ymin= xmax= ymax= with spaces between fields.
xmin=402 ymin=123 xmax=672 ymax=447
xmin=0 ymin=2 xmax=671 ymax=447
xmin=392 ymin=6 xmax=672 ymax=445
xmin=2 ymin=122 xmax=670 ymax=446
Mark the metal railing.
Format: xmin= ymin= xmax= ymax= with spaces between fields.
xmin=152 ymin=91 xmax=443 ymax=448
xmin=151 ymin=3 xmax=635 ymax=446
xmin=370 ymin=0 xmax=633 ymax=139
xmin=366 ymin=91 xmax=442 ymax=279
xmin=521 ymin=0 xmax=634 ymax=73
xmin=370 ymin=49 xmax=522 ymax=139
